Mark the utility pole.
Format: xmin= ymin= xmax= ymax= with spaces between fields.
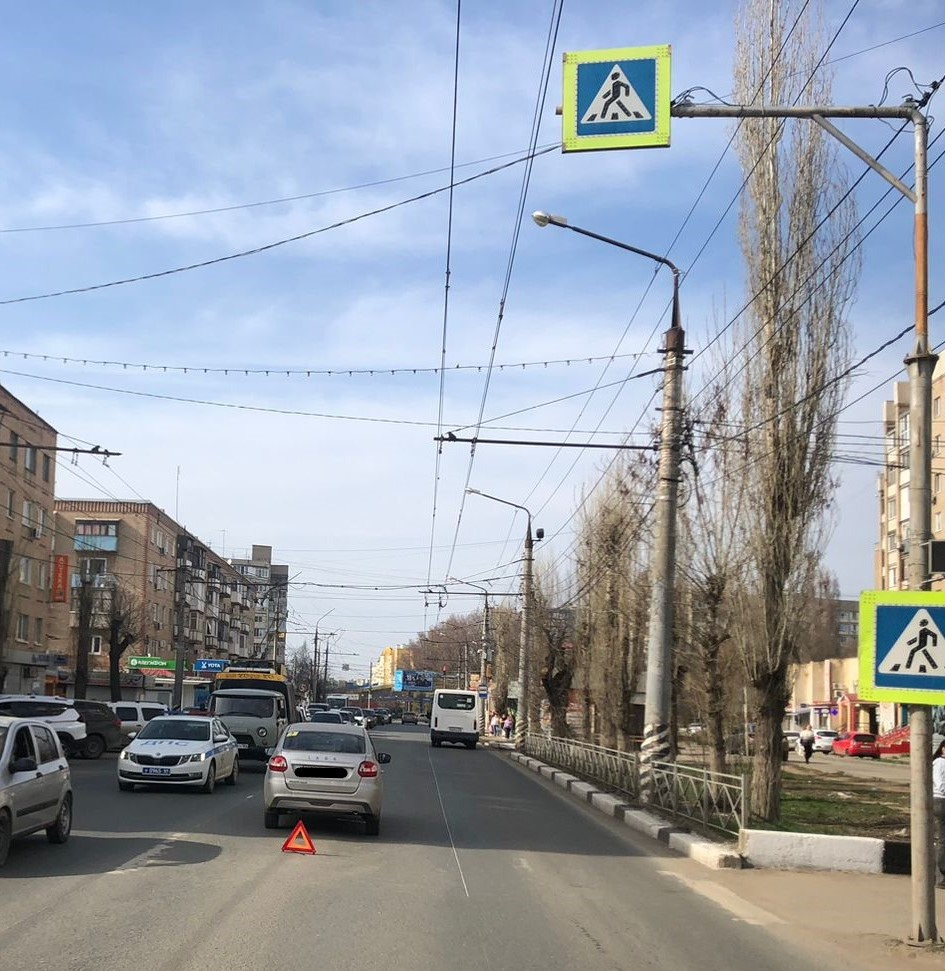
xmin=480 ymin=594 xmax=489 ymax=731
xmin=641 ymin=317 xmax=686 ymax=789
xmin=312 ymin=633 xmax=319 ymax=701
xmin=172 ymin=561 xmax=189 ymax=710
xmin=517 ymin=523 xmax=534 ymax=747
xmin=672 ymin=96 xmax=935 ymax=945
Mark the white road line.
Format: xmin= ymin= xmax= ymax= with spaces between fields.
xmin=105 ymin=830 xmax=189 ymax=874
xmin=657 ymin=871 xmax=785 ymax=926
xmin=428 ymin=749 xmax=470 ymax=898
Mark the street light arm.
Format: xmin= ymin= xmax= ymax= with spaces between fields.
xmin=556 ymin=222 xmax=680 ymax=282
xmin=465 ymin=488 xmax=532 ymax=526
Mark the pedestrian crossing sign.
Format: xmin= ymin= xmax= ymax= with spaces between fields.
xmin=859 ymin=590 xmax=945 ymax=704
xmin=562 ymin=45 xmax=671 ymax=152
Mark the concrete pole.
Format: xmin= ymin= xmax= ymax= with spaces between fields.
xmin=479 ymin=594 xmax=489 ymax=734
xmin=641 ymin=317 xmax=686 ymax=796
xmin=172 ymin=562 xmax=188 ymax=710
xmin=905 ymin=111 xmax=938 ymax=945
xmin=515 ymin=522 xmax=534 ymax=748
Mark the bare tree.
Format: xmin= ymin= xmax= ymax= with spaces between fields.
xmin=0 ymin=539 xmax=14 ymax=693
xmin=532 ymin=569 xmax=576 ymax=737
xmin=730 ymin=0 xmax=860 ymax=820
xmin=106 ymin=581 xmax=145 ymax=702
xmin=73 ymin=576 xmax=94 ymax=700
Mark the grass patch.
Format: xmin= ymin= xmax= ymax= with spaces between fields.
xmin=754 ymin=769 xmax=911 ymax=839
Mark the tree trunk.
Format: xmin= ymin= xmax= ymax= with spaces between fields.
xmin=74 ymin=578 xmax=94 ymax=700
xmin=750 ymin=680 xmax=789 ymax=821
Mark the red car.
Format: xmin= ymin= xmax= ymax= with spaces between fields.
xmin=831 ymin=731 xmax=880 ymax=758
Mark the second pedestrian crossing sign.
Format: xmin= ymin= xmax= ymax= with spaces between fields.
xmin=562 ymin=45 xmax=671 ymax=152
xmin=859 ymin=590 xmax=945 ymax=704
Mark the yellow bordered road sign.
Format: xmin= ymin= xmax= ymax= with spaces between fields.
xmin=859 ymin=590 xmax=945 ymax=705
xmin=562 ymin=45 xmax=671 ymax=152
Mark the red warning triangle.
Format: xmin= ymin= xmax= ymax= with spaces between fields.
xmin=281 ymin=820 xmax=316 ymax=855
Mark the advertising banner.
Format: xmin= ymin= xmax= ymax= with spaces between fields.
xmin=394 ymin=669 xmax=435 ymax=692
xmin=52 ymin=554 xmax=69 ymax=603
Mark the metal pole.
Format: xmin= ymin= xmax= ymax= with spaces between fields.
xmin=172 ymin=563 xmax=188 ymax=710
xmin=905 ymin=110 xmax=938 ymax=944
xmin=312 ymin=629 xmax=319 ymax=701
xmin=641 ymin=298 xmax=686 ymax=796
xmin=515 ymin=521 xmax=534 ymax=748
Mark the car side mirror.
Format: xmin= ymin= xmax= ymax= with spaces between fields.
xmin=376 ymin=752 xmax=391 ymax=764
xmin=214 ymin=734 xmax=228 ymax=743
xmin=11 ymin=756 xmax=38 ymax=773
xmin=127 ymin=732 xmax=137 ymax=740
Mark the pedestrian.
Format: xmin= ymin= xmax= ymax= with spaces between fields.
xmin=933 ymin=735 xmax=945 ymax=889
xmin=490 ymin=712 xmax=501 ymax=737
xmin=502 ymin=712 xmax=513 ymax=739
xmin=799 ymin=724 xmax=815 ymax=764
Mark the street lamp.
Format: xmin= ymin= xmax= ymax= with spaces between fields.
xmin=313 ymin=608 xmax=334 ymax=701
xmin=532 ymin=211 xmax=687 ymax=786
xmin=465 ymin=489 xmax=538 ymax=747
xmin=449 ymin=576 xmax=493 ymax=734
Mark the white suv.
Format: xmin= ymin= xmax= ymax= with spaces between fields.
xmin=0 ymin=696 xmax=86 ymax=757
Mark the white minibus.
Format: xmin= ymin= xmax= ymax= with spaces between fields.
xmin=430 ymin=689 xmax=479 ymax=749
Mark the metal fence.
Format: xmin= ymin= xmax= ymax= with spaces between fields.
xmin=521 ymin=733 xmax=748 ymax=836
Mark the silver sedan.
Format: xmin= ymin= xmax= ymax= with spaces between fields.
xmin=263 ymin=723 xmax=390 ymax=836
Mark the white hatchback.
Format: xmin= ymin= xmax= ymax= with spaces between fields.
xmin=118 ymin=716 xmax=239 ymax=793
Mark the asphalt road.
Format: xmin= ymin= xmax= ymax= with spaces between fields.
xmin=0 ymin=725 xmax=930 ymax=971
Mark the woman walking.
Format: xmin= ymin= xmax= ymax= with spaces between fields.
xmin=933 ymin=735 xmax=945 ymax=888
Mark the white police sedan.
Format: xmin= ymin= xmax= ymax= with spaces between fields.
xmin=117 ymin=716 xmax=239 ymax=793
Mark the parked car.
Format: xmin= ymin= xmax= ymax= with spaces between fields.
xmin=0 ymin=715 xmax=73 ymax=867
xmin=106 ymin=700 xmax=169 ymax=744
xmin=69 ymin=699 xmax=123 ymax=759
xmin=401 ymin=711 xmax=418 ymax=725
xmin=0 ymin=696 xmax=87 ymax=757
xmin=309 ymin=711 xmax=344 ymax=724
xmin=263 ymin=722 xmax=391 ymax=835
xmin=796 ymin=729 xmax=839 ymax=754
xmin=831 ymin=731 xmax=880 ymax=758
xmin=118 ymin=716 xmax=239 ymax=792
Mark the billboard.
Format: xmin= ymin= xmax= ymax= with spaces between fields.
xmin=52 ymin=554 xmax=69 ymax=603
xmin=394 ymin=669 xmax=435 ymax=692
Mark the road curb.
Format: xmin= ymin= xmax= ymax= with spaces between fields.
xmin=738 ymin=829 xmax=894 ymax=873
xmin=507 ymin=750 xmax=741 ymax=870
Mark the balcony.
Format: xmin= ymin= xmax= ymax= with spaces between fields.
xmin=71 ymin=573 xmax=117 ymax=589
xmin=74 ymin=536 xmax=118 ymax=553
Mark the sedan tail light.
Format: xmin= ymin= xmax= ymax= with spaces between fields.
xmin=267 ymin=755 xmax=288 ymax=773
xmin=357 ymin=760 xmax=379 ymax=778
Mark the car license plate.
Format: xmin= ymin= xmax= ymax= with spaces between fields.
xmin=449 ymin=726 xmax=462 ymax=732
xmin=238 ymin=743 xmax=249 ymax=750
xmin=142 ymin=766 xmax=171 ymax=776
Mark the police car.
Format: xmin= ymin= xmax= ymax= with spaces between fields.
xmin=117 ymin=716 xmax=239 ymax=793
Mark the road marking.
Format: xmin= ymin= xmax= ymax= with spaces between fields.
xmin=105 ymin=830 xmax=189 ymax=874
xmin=428 ymin=749 xmax=470 ymax=898
xmin=657 ymin=871 xmax=785 ymax=926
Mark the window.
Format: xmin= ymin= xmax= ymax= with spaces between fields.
xmin=935 ymin=436 xmax=942 ymax=457
xmin=888 ymin=566 xmax=898 ymax=587
xmin=33 ymin=617 xmax=43 ymax=644
xmin=23 ymin=446 xmax=37 ymax=474
xmin=75 ymin=521 xmax=117 ymax=537
xmin=5 ymin=488 xmax=12 ymax=519
xmin=115 ymin=706 xmax=137 ymax=721
xmin=887 ymin=530 xmax=897 ymax=552
xmin=436 ymin=692 xmax=476 ymax=710
xmin=886 ymin=495 xmax=896 ymax=519
xmin=936 ymin=512 xmax=942 ymax=533
xmin=42 ymin=453 xmax=51 ymax=483
xmin=32 ymin=725 xmax=58 ymax=764
xmin=8 ymin=431 xmax=18 ymax=462
xmin=80 ymin=557 xmax=107 ymax=577
xmin=11 ymin=726 xmax=35 ymax=763
xmin=899 ymin=412 xmax=910 ymax=442
xmin=15 ymin=613 xmax=29 ymax=642
xmin=18 ymin=557 xmax=31 ymax=585
xmin=936 ymin=396 xmax=942 ymax=419
xmin=37 ymin=562 xmax=48 ymax=591
xmin=90 ymin=635 xmax=103 ymax=655
xmin=21 ymin=499 xmax=33 ymax=529
xmin=937 ymin=474 xmax=943 ymax=495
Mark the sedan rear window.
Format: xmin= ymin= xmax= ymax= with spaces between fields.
xmin=310 ymin=712 xmax=343 ymax=723
xmin=852 ymin=734 xmax=876 ymax=742
xmin=213 ymin=696 xmax=274 ymax=718
xmin=283 ymin=730 xmax=365 ymax=754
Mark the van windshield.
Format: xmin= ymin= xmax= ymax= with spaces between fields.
xmin=437 ymin=693 xmax=475 ymax=710
xmin=213 ymin=696 xmax=274 ymax=718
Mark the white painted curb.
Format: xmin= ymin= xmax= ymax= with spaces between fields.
xmin=739 ymin=829 xmax=884 ymax=873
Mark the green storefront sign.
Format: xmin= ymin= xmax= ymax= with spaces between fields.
xmin=127 ymin=656 xmax=176 ymax=670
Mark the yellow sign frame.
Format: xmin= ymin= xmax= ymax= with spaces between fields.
xmin=562 ymin=44 xmax=671 ymax=153
xmin=858 ymin=589 xmax=945 ymax=705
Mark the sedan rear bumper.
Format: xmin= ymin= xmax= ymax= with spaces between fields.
xmin=266 ymin=793 xmax=378 ymax=816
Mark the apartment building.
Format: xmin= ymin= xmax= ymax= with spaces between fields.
xmin=49 ymin=501 xmax=255 ymax=693
xmin=0 ymin=385 xmax=57 ymax=694
xmin=229 ymin=544 xmax=289 ymax=665
xmin=371 ymin=645 xmax=417 ymax=688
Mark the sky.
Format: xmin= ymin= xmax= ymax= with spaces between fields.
xmin=0 ymin=1 xmax=942 ymax=679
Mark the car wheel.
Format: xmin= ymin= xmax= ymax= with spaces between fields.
xmin=82 ymin=734 xmax=106 ymax=760
xmin=0 ymin=809 xmax=11 ymax=867
xmin=46 ymin=794 xmax=72 ymax=845
xmin=466 ymin=741 xmax=477 ymax=750
xmin=57 ymin=733 xmax=76 ymax=758
xmin=118 ymin=781 xmax=134 ymax=792
xmin=264 ymin=810 xmax=280 ymax=829
xmin=364 ymin=814 xmax=381 ymax=836
xmin=226 ymin=757 xmax=239 ymax=786
xmin=201 ymin=762 xmax=216 ymax=794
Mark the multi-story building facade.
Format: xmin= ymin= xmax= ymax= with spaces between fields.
xmin=50 ymin=501 xmax=255 ymax=696
xmin=0 ymin=385 xmax=57 ymax=694
xmin=229 ymin=544 xmax=289 ymax=665
xmin=372 ymin=645 xmax=415 ymax=688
